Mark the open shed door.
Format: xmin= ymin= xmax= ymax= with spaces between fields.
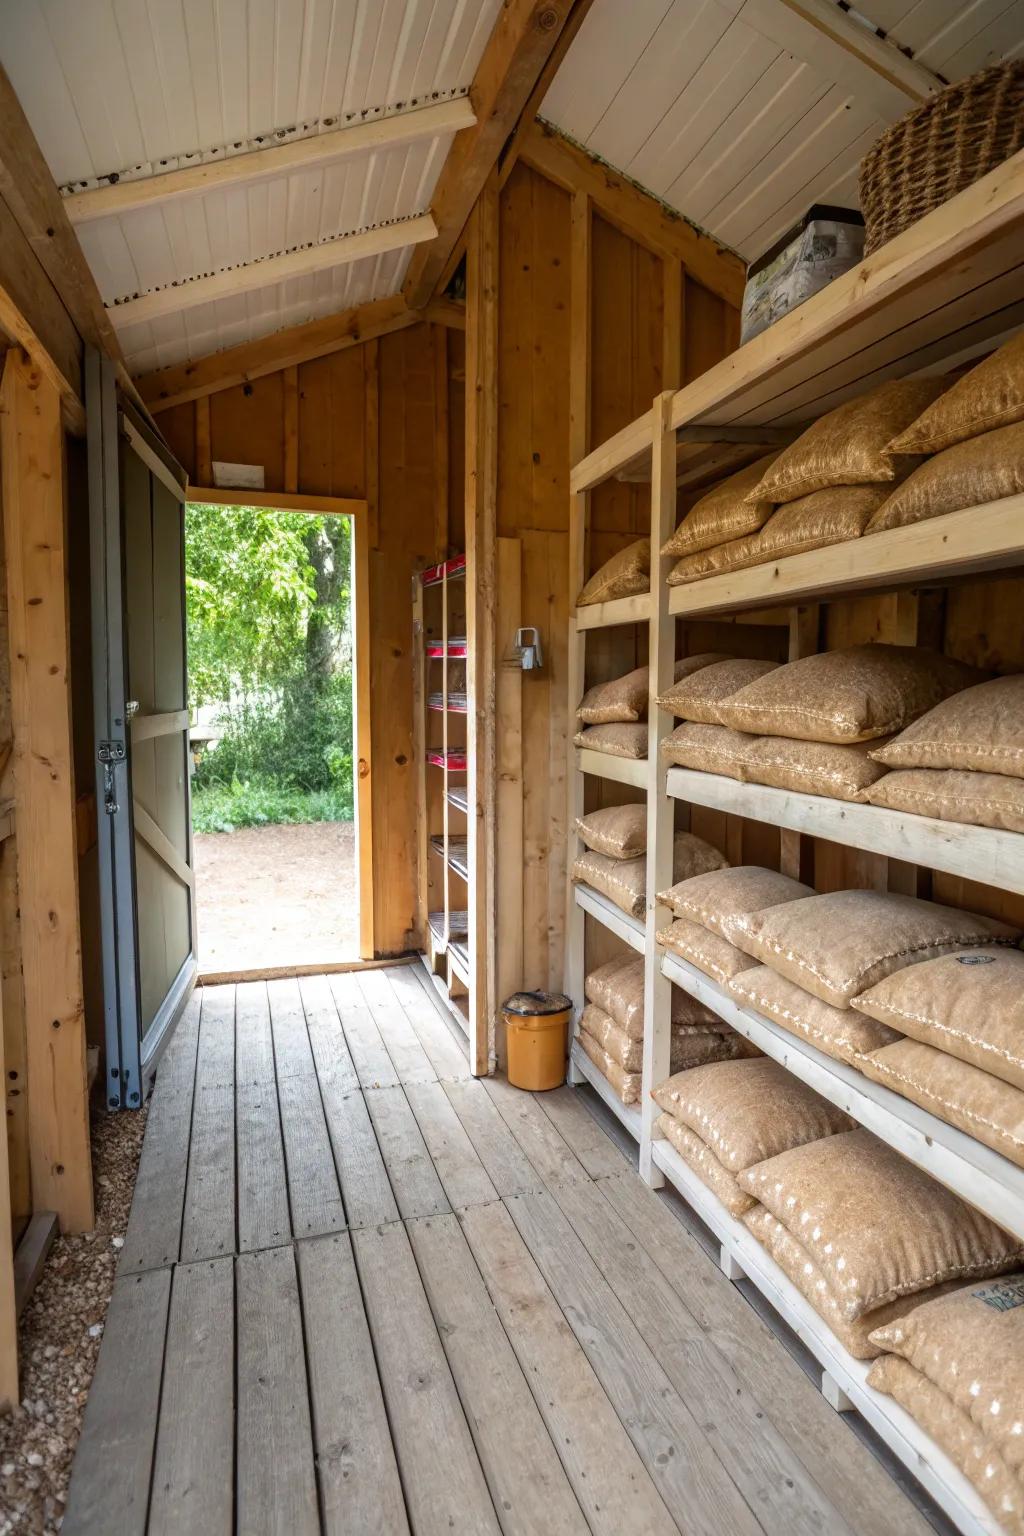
xmin=87 ymin=352 xmax=197 ymax=1109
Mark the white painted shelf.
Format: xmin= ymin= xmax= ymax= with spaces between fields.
xmin=666 ymin=766 xmax=1024 ymax=895
xmin=570 ymin=1037 xmax=642 ymax=1143
xmin=660 ymin=948 xmax=1024 ymax=1243
xmin=572 ymin=883 xmax=646 ymax=953
xmin=575 ymin=591 xmax=650 ymax=630
xmin=576 ymin=747 xmax=648 ymax=788
xmin=666 ymin=497 xmax=1024 ymax=618
xmin=651 ymin=1136 xmax=1004 ymax=1536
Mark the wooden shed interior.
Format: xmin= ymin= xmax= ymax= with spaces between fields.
xmin=1 ymin=2 xmax=1024 ymax=1533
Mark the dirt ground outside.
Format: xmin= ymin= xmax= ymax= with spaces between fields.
xmin=193 ymin=819 xmax=359 ymax=975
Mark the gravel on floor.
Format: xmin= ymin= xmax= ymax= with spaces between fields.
xmin=0 ymin=1104 xmax=147 ymax=1534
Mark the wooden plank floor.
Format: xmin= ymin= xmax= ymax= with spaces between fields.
xmin=63 ymin=964 xmax=942 ymax=1536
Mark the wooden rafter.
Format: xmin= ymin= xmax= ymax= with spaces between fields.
xmin=771 ymin=0 xmax=943 ymax=108
xmin=498 ymin=0 xmax=598 ymax=186
xmin=110 ymin=213 xmax=436 ymax=329
xmin=0 ymin=63 xmax=122 ymax=366
xmin=403 ymin=0 xmax=580 ymax=310
xmin=137 ymin=293 xmax=417 ymax=411
xmin=522 ymin=122 xmax=745 ymax=308
xmin=65 ymin=98 xmax=475 ymax=225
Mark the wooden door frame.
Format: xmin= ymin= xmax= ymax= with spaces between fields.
xmin=186 ymin=487 xmax=374 ymax=960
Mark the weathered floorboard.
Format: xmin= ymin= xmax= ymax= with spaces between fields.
xmin=364 ymin=1085 xmax=450 ymax=1219
xmin=356 ymin=968 xmax=438 ymax=1085
xmin=236 ymin=1079 xmax=291 ymax=1252
xmin=387 ymin=965 xmax=473 ymax=1080
xmin=441 ymin=1079 xmax=544 ymax=1197
xmin=297 ymin=1234 xmax=409 ymax=1536
xmin=352 ymin=1220 xmax=500 ymax=1536
xmin=329 ymin=971 xmax=401 ymax=1088
xmin=148 ymin=1258 xmax=234 ymax=1536
xmin=236 ymin=1245 xmax=319 ymax=1536
xmin=276 ymin=1072 xmax=347 ymax=1238
xmin=404 ymin=1080 xmax=499 ymax=1210
xmin=62 ymin=1268 xmax=171 ymax=1536
xmin=409 ymin=1213 xmax=589 ymax=1536
xmin=298 ymin=973 xmax=360 ymax=1091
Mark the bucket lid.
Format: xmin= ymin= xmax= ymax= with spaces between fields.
xmin=503 ymin=989 xmax=572 ymax=1017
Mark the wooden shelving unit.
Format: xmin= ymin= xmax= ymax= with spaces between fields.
xmin=566 ymin=149 xmax=1024 ymax=1536
xmin=414 ymin=553 xmax=477 ymax=1047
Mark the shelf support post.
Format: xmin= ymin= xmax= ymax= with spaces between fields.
xmin=565 ymin=191 xmax=591 ymax=1083
xmin=641 ymin=390 xmax=678 ymax=1184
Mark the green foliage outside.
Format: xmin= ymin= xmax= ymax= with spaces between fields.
xmin=185 ymin=502 xmax=354 ymax=833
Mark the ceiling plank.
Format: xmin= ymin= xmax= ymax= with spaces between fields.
xmin=109 ymin=214 xmax=436 ymax=329
xmin=403 ymin=0 xmax=579 ymax=309
xmin=136 ymin=293 xmax=418 ymax=412
xmin=0 ymin=62 xmax=124 ymax=366
xmin=65 ymin=98 xmax=476 ymax=226
xmin=744 ymin=0 xmax=943 ymax=117
xmin=522 ymin=122 xmax=746 ymax=308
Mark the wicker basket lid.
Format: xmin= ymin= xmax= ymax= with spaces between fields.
xmin=502 ymin=990 xmax=572 ymax=1017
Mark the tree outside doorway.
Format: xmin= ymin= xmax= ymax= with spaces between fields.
xmin=185 ymin=503 xmax=359 ymax=973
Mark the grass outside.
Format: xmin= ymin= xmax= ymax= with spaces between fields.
xmin=191 ymin=777 xmax=352 ymax=834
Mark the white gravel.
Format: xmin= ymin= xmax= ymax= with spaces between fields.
xmin=0 ymin=1105 xmax=147 ymax=1534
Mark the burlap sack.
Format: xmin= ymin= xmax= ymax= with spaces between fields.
xmin=743 ymin=1208 xmax=961 ymax=1361
xmin=869 ymin=1271 xmax=1024 ymax=1480
xmin=738 ymin=1128 xmax=1024 ymax=1320
xmin=862 ymin=767 xmax=1024 ymax=833
xmin=661 ymin=452 xmax=779 ymax=559
xmin=660 ymin=722 xmax=753 ymax=780
xmin=717 ymin=644 xmax=988 ymax=744
xmin=871 ymin=675 xmax=1024 ymax=777
xmin=658 ymin=865 xmax=813 ymax=937
xmin=585 ymin=953 xmax=725 ymax=1040
xmin=580 ymin=655 xmax=734 ymax=724
xmin=659 ymin=915 xmax=758 ymax=984
xmin=747 ymin=376 xmax=948 ymax=505
xmin=652 ymin=1056 xmax=852 ymax=1173
xmin=855 ymin=949 xmax=1024 ymax=1091
xmin=574 ymin=835 xmax=729 ymax=920
xmin=578 ymin=1025 xmax=640 ymax=1104
xmin=657 ymin=1112 xmax=757 ymax=1217
xmin=657 ymin=658 xmax=779 ymax=723
xmin=580 ymin=1004 xmax=732 ymax=1074
xmin=889 ymin=330 xmax=1024 ymax=455
xmin=577 ymin=538 xmax=650 ymax=606
xmin=728 ymin=965 xmax=900 ymax=1066
xmin=576 ymin=804 xmax=647 ymax=860
xmin=861 ymin=1039 xmax=1024 ymax=1168
xmin=573 ymin=722 xmax=647 ymax=759
xmin=728 ymin=889 xmax=1020 ymax=1008
xmin=572 ymin=848 xmax=647 ymax=918
xmin=668 ymin=483 xmax=890 ymax=586
xmin=867 ymin=1355 xmax=1024 ymax=1536
xmin=867 ymin=421 xmax=1024 ymax=535
xmin=578 ymin=665 xmax=650 ymax=725
xmin=742 ymin=735 xmax=893 ymax=801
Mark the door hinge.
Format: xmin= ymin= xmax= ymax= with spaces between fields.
xmin=98 ymin=739 xmax=126 ymax=815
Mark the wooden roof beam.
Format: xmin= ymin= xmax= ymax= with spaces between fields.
xmin=109 ymin=213 xmax=436 ymax=330
xmin=522 ymin=122 xmax=745 ymax=308
xmin=403 ymin=0 xmax=581 ymax=310
xmin=64 ymin=98 xmax=476 ymax=226
xmin=136 ymin=292 xmax=418 ymax=412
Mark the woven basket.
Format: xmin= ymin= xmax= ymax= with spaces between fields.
xmin=859 ymin=62 xmax=1024 ymax=256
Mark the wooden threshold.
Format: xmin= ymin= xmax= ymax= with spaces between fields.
xmin=197 ymin=955 xmax=416 ymax=986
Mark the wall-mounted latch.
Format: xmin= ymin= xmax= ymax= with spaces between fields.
xmin=98 ymin=739 xmax=126 ymax=816
xmin=511 ymin=627 xmax=543 ymax=671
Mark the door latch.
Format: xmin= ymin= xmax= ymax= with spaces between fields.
xmin=97 ymin=739 xmax=126 ymax=815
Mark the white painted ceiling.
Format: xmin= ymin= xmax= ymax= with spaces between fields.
xmin=0 ymin=0 xmax=503 ymax=374
xmin=542 ymin=0 xmax=1024 ymax=261
xmin=2 ymin=0 xmax=1023 ymax=375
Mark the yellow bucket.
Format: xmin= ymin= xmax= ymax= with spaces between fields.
xmin=504 ymin=991 xmax=572 ymax=1092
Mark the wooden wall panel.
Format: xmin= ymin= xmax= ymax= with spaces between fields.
xmin=297 ymin=349 xmax=365 ymax=498
xmin=209 ymin=374 xmax=285 ymax=491
xmin=373 ymin=325 xmax=447 ymax=953
xmin=589 ymin=215 xmax=662 ymax=568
